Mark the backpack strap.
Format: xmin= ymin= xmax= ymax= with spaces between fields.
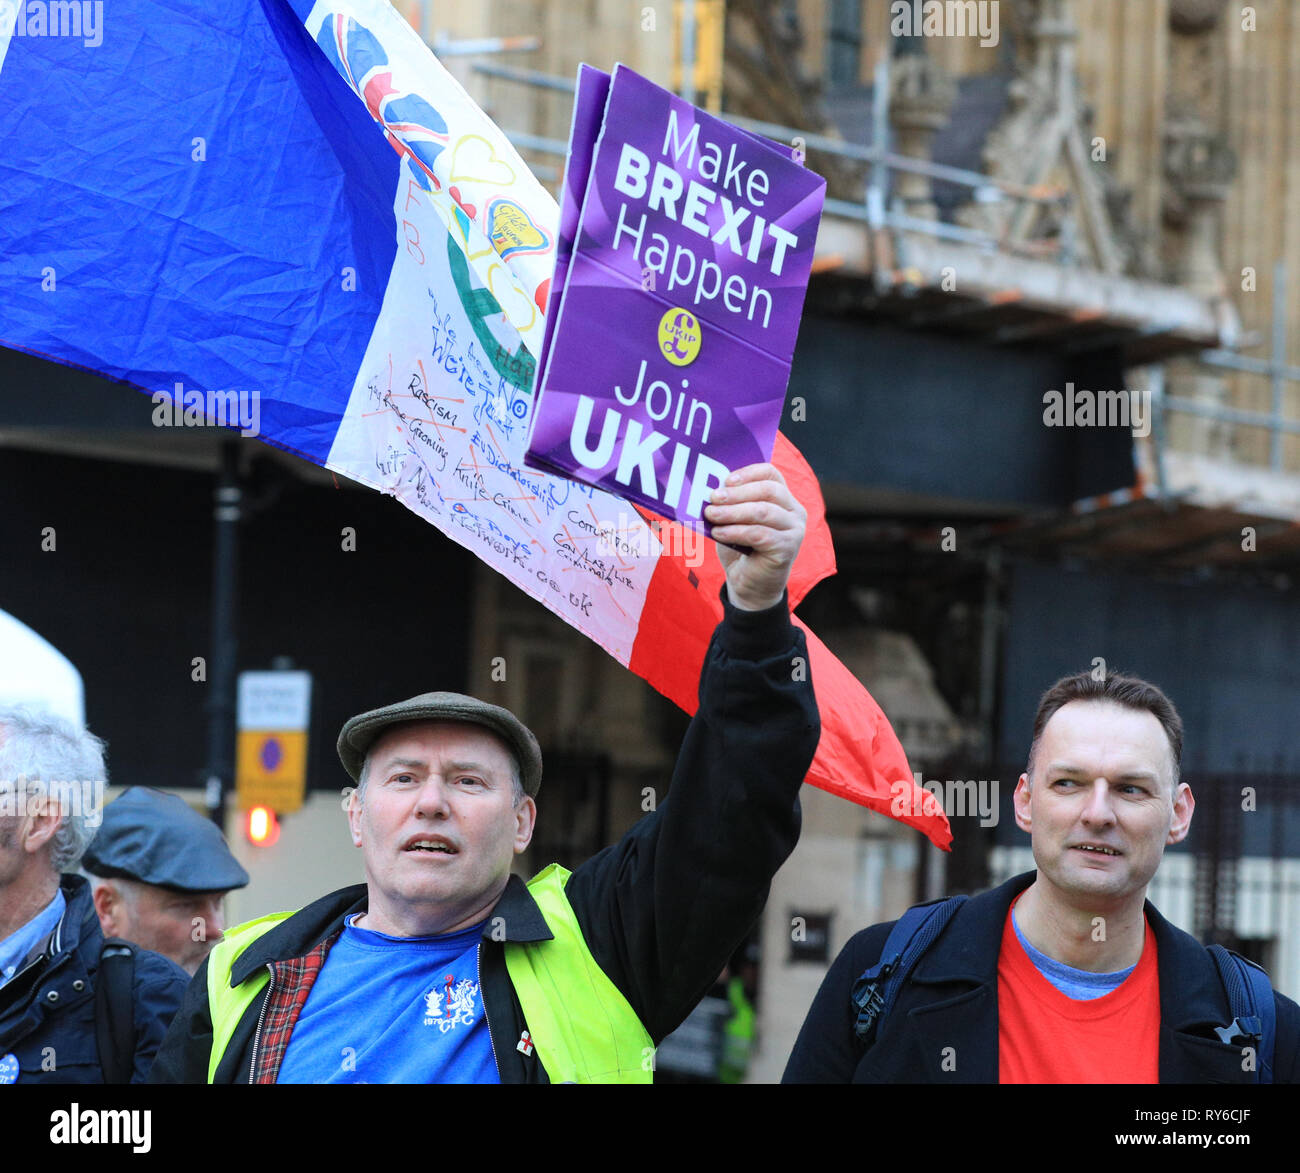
xmin=1208 ymin=944 xmax=1275 ymax=1084
xmin=94 ymin=938 xmax=136 ymax=1085
xmin=851 ymin=895 xmax=968 ymax=1047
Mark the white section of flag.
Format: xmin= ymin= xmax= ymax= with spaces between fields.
xmin=322 ymin=98 xmax=659 ymax=664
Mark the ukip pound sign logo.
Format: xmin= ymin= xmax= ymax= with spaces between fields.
xmin=423 ymin=974 xmax=480 ymax=1033
xmin=657 ymin=308 xmax=702 ymax=367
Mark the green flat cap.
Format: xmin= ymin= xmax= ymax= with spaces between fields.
xmin=337 ymin=692 xmax=543 ymax=797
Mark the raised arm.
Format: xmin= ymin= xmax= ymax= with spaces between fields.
xmin=564 ymin=463 xmax=820 ymax=1043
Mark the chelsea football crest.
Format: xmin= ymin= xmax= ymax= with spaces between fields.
xmin=423 ymin=973 xmax=480 ymax=1032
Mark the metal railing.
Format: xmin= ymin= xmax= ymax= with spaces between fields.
xmin=1160 ymin=261 xmax=1298 ymax=474
xmin=472 ymin=58 xmax=1068 ymax=255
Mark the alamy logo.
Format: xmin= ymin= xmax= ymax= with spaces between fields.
xmin=596 ymin=510 xmax=705 ymax=567
xmin=1042 ymin=382 xmax=1151 ymax=438
xmin=0 ymin=778 xmax=105 ymax=828
xmin=891 ymin=772 xmax=1000 ymax=827
xmin=0 ymin=1 xmax=104 ymax=48
xmin=49 ymin=1105 xmax=151 ymax=1153
xmin=890 ymin=1 xmax=1000 ymax=48
xmin=151 ymin=382 xmax=261 ymax=438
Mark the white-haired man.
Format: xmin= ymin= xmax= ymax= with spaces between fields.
xmin=0 ymin=709 xmax=188 ymax=1083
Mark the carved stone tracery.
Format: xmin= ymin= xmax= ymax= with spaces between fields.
xmin=957 ymin=0 xmax=1131 ymax=272
xmin=888 ymin=53 xmax=956 ymax=220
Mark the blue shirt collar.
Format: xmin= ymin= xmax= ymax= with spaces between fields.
xmin=1012 ymin=900 xmax=1137 ymax=993
xmin=0 ymin=888 xmax=66 ymax=988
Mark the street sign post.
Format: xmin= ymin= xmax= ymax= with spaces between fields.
xmin=235 ymin=670 xmax=312 ymax=813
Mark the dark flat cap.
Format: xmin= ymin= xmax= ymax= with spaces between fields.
xmin=82 ymin=787 xmax=249 ymax=892
xmin=337 ymin=692 xmax=543 ymax=797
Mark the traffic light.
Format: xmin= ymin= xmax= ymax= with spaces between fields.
xmin=245 ymin=804 xmax=281 ymax=847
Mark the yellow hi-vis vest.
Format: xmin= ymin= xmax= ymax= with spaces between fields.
xmin=205 ymin=863 xmax=653 ymax=1084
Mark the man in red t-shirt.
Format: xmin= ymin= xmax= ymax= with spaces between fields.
xmin=784 ymin=670 xmax=1299 ymax=1083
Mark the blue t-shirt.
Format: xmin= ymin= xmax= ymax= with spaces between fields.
xmin=276 ymin=916 xmax=499 ymax=1084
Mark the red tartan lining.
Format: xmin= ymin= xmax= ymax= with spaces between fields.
xmin=251 ymin=932 xmax=339 ymax=1084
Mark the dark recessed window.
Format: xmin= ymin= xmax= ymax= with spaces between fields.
xmin=827 ymin=0 xmax=863 ymax=87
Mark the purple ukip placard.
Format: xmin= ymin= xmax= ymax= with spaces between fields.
xmin=525 ymin=64 xmax=826 ymax=537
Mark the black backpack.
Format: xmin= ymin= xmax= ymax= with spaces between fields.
xmin=850 ymin=895 xmax=1277 ymax=1082
xmin=94 ymin=938 xmax=136 ymax=1085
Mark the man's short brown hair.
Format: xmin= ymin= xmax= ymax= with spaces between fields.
xmin=1026 ymin=671 xmax=1184 ymax=782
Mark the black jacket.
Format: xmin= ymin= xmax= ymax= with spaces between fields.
xmin=0 ymin=875 xmax=190 ymax=1083
xmin=783 ymin=871 xmax=1300 ymax=1083
xmin=151 ymin=594 xmax=820 ymax=1083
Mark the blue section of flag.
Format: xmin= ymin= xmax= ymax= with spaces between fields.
xmin=0 ymin=0 xmax=401 ymax=464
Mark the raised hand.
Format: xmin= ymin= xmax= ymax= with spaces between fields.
xmin=703 ymin=462 xmax=807 ymax=612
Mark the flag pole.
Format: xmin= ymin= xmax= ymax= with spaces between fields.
xmin=203 ymin=439 xmax=242 ymax=828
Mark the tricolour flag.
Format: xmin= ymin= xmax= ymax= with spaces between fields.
xmin=0 ymin=0 xmax=951 ymax=848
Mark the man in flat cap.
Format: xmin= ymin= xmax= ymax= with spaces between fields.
xmin=152 ymin=463 xmax=820 ymax=1083
xmin=83 ymin=787 xmax=250 ymax=976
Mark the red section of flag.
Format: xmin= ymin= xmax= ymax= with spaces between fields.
xmin=795 ymin=618 xmax=952 ymax=848
xmin=627 ymin=432 xmax=953 ymax=850
xmin=772 ymin=430 xmax=836 ymax=608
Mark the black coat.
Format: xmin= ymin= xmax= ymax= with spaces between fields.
xmin=784 ymin=871 xmax=1300 ymax=1083
xmin=0 ymin=875 xmax=190 ymax=1083
xmin=150 ymin=595 xmax=820 ymax=1083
